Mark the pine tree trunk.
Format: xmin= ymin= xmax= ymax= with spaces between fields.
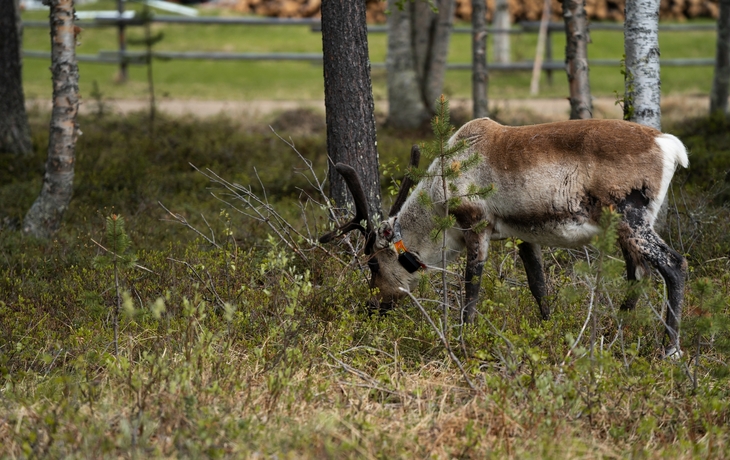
xmin=0 ymin=0 xmax=32 ymax=155
xmin=563 ymin=0 xmax=593 ymax=119
xmin=710 ymin=0 xmax=730 ymax=115
xmin=386 ymin=0 xmax=455 ymax=127
xmin=23 ymin=0 xmax=79 ymax=239
xmin=386 ymin=0 xmax=429 ymax=129
xmin=624 ymin=0 xmax=662 ymax=130
xmin=472 ymin=0 xmax=489 ymax=118
xmin=493 ymin=0 xmax=511 ymax=64
xmin=321 ymin=0 xmax=382 ymax=221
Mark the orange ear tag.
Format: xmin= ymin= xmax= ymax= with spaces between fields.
xmin=394 ymin=240 xmax=407 ymax=255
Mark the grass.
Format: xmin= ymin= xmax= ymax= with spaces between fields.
xmin=0 ymin=104 xmax=729 ymax=457
xmin=20 ymin=4 xmax=717 ymax=101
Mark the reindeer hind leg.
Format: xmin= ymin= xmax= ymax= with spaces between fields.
xmin=619 ymin=207 xmax=687 ymax=356
xmin=618 ymin=238 xmax=646 ymax=311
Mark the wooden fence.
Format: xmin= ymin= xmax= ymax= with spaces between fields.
xmin=23 ymin=15 xmax=717 ymax=73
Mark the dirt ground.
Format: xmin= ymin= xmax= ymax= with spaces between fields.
xmin=28 ymin=95 xmax=710 ymax=126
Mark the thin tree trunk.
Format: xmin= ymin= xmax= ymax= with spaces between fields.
xmin=472 ymin=0 xmax=489 ymax=118
xmin=414 ymin=0 xmax=456 ymax=114
xmin=321 ymin=0 xmax=382 ymax=221
xmin=386 ymin=0 xmax=455 ymax=127
xmin=530 ymin=0 xmax=551 ymax=95
xmin=0 ymin=0 xmax=32 ymax=155
xmin=563 ymin=0 xmax=593 ymax=119
xmin=625 ymin=0 xmax=665 ymax=226
xmin=23 ymin=0 xmax=80 ymax=239
xmin=386 ymin=0 xmax=429 ymax=129
xmin=624 ymin=0 xmax=662 ymax=130
xmin=493 ymin=0 xmax=511 ymax=64
xmin=117 ymin=0 xmax=128 ymax=82
xmin=710 ymin=0 xmax=730 ymax=115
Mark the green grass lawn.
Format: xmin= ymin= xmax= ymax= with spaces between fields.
xmin=21 ymin=4 xmax=717 ymax=101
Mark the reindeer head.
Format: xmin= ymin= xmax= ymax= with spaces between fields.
xmin=319 ymin=146 xmax=422 ymax=312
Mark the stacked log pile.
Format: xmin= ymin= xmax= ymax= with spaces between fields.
xmin=229 ymin=0 xmax=720 ymax=22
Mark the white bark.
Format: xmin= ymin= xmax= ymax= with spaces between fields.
xmin=23 ymin=0 xmax=79 ymax=238
xmin=624 ymin=0 xmax=662 ymax=130
xmin=493 ymin=0 xmax=511 ymax=63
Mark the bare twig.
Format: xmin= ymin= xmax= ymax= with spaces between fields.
xmin=158 ymin=201 xmax=221 ymax=249
xmin=399 ymin=288 xmax=477 ymax=391
xmin=560 ymin=280 xmax=596 ymax=368
xmin=327 ymin=352 xmax=410 ymax=399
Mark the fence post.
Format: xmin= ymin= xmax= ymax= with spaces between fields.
xmin=117 ymin=0 xmax=127 ymax=82
xmin=546 ymin=26 xmax=553 ymax=85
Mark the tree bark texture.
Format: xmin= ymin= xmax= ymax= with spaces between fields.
xmin=472 ymin=0 xmax=489 ymax=118
xmin=23 ymin=0 xmax=80 ymax=239
xmin=0 ymin=0 xmax=32 ymax=155
xmin=624 ymin=0 xmax=661 ymax=130
xmin=711 ymin=0 xmax=730 ymax=115
xmin=386 ymin=0 xmax=455 ymax=128
xmin=493 ymin=0 xmax=511 ymax=64
xmin=321 ymin=0 xmax=382 ymax=221
xmin=562 ymin=0 xmax=593 ymax=119
xmin=386 ymin=0 xmax=429 ymax=129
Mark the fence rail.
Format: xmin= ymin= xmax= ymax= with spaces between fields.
xmin=22 ymin=15 xmax=717 ymax=72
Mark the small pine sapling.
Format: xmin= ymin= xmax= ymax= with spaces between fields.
xmin=93 ymin=215 xmax=138 ymax=356
xmin=409 ymin=95 xmax=494 ymax=327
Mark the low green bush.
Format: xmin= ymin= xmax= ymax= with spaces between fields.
xmin=1 ymin=110 xmax=729 ymax=458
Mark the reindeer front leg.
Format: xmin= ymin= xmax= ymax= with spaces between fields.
xmin=518 ymin=242 xmax=550 ymax=320
xmin=463 ymin=229 xmax=490 ymax=323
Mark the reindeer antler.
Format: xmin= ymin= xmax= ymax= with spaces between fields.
xmin=319 ymin=163 xmax=373 ymax=244
xmin=389 ymin=144 xmax=421 ymax=217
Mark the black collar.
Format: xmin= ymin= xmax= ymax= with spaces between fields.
xmin=392 ymin=220 xmax=426 ymax=273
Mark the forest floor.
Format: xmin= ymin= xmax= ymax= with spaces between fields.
xmin=27 ymin=95 xmax=710 ymax=125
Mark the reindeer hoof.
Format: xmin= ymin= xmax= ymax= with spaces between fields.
xmin=663 ymin=345 xmax=683 ymax=360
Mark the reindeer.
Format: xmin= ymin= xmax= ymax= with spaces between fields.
xmin=320 ymin=118 xmax=689 ymax=358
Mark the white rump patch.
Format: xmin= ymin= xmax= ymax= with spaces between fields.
xmin=651 ymin=134 xmax=689 ymax=220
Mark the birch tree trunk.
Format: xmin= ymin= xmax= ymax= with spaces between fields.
xmin=321 ymin=0 xmax=382 ymax=221
xmin=493 ymin=0 xmax=511 ymax=64
xmin=710 ymin=0 xmax=730 ymax=115
xmin=23 ymin=0 xmax=80 ymax=239
xmin=386 ymin=0 xmax=455 ymax=128
xmin=624 ymin=0 xmax=662 ymax=130
xmin=0 ymin=0 xmax=32 ymax=155
xmin=562 ymin=0 xmax=593 ymax=119
xmin=472 ymin=0 xmax=489 ymax=118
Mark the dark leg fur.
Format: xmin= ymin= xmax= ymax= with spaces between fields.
xmin=463 ymin=230 xmax=488 ymax=324
xmin=619 ymin=245 xmax=642 ymax=311
xmin=518 ymin=242 xmax=550 ymax=320
xmin=618 ymin=206 xmax=687 ymax=351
